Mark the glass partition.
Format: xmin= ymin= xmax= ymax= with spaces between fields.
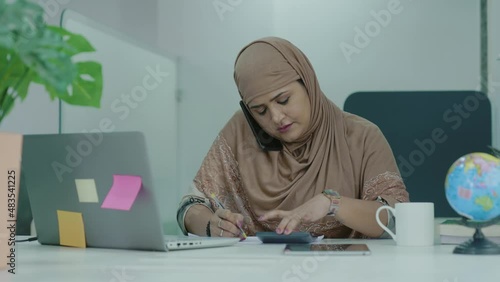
xmin=60 ymin=10 xmax=179 ymax=234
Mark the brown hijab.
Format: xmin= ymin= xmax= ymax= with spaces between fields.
xmin=194 ymin=37 xmax=408 ymax=237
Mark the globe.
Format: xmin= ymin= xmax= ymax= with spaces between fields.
xmin=445 ymin=152 xmax=500 ymax=221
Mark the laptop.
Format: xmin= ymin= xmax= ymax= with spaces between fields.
xmin=21 ymin=131 xmax=239 ymax=251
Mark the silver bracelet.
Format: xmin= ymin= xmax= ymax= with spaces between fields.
xmin=176 ymin=195 xmax=213 ymax=235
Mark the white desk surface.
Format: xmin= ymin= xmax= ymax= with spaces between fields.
xmin=1 ymin=237 xmax=498 ymax=282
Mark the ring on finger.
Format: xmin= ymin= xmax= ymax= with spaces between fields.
xmin=217 ymin=218 xmax=222 ymax=228
xmin=219 ymin=230 xmax=224 ymax=237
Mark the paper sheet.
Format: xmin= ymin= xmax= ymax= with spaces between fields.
xmin=189 ymin=233 xmax=325 ymax=244
xmin=57 ymin=210 xmax=86 ymax=248
xmin=101 ymin=175 xmax=142 ymax=211
xmin=238 ymin=236 xmax=262 ymax=244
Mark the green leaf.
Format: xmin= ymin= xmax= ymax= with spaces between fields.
xmin=44 ymin=61 xmax=102 ymax=107
xmin=1 ymin=73 xmax=32 ymax=101
xmin=0 ymin=90 xmax=17 ymax=122
xmin=0 ymin=0 xmax=103 ymax=124
xmin=0 ymin=32 xmax=15 ymax=50
xmin=46 ymin=26 xmax=96 ymax=56
xmin=0 ymin=49 xmax=32 ymax=101
xmin=0 ymin=0 xmax=45 ymax=49
xmin=0 ymin=48 xmax=26 ymax=77
xmin=16 ymin=27 xmax=77 ymax=93
xmin=13 ymin=69 xmax=33 ymax=101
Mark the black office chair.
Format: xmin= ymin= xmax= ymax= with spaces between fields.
xmin=344 ymin=91 xmax=492 ymax=217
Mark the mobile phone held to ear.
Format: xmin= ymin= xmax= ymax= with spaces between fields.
xmin=239 ymin=101 xmax=283 ymax=151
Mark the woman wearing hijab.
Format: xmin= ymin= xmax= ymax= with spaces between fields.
xmin=177 ymin=37 xmax=409 ymax=239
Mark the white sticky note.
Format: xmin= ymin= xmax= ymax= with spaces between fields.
xmin=75 ymin=179 xmax=99 ymax=203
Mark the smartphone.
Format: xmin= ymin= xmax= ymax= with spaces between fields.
xmin=283 ymin=244 xmax=371 ymax=256
xmin=256 ymin=232 xmax=315 ymax=244
xmin=239 ymin=101 xmax=283 ymax=151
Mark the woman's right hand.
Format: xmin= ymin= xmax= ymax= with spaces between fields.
xmin=209 ymin=209 xmax=245 ymax=238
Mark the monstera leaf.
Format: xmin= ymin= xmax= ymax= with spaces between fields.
xmin=0 ymin=0 xmax=102 ymax=124
xmin=43 ymin=61 xmax=102 ymax=107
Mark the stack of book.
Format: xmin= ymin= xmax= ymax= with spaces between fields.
xmin=439 ymin=219 xmax=500 ymax=245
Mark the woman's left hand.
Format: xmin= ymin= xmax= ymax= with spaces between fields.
xmin=258 ymin=194 xmax=331 ymax=234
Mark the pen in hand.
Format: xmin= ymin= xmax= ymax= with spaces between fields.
xmin=210 ymin=193 xmax=248 ymax=239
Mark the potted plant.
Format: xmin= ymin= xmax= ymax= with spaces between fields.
xmin=0 ymin=0 xmax=103 ymax=124
xmin=0 ymin=0 xmax=103 ymax=240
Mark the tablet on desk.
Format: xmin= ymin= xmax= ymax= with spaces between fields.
xmin=256 ymin=232 xmax=315 ymax=244
xmin=284 ymin=243 xmax=371 ymax=256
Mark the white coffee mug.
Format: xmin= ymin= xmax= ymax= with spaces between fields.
xmin=375 ymin=202 xmax=434 ymax=246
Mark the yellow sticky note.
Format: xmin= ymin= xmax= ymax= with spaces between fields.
xmin=75 ymin=179 xmax=99 ymax=203
xmin=57 ymin=210 xmax=86 ymax=248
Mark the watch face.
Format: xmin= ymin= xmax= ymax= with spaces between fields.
xmin=327 ymin=203 xmax=339 ymax=216
xmin=322 ymin=190 xmax=341 ymax=216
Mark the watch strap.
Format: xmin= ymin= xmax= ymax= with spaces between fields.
xmin=322 ymin=189 xmax=341 ymax=216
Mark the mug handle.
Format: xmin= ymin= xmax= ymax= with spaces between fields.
xmin=375 ymin=205 xmax=396 ymax=240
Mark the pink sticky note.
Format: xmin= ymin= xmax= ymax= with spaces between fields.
xmin=101 ymin=175 xmax=142 ymax=211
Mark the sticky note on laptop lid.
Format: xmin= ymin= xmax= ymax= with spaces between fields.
xmin=57 ymin=210 xmax=86 ymax=248
xmin=101 ymin=175 xmax=142 ymax=211
xmin=75 ymin=179 xmax=99 ymax=203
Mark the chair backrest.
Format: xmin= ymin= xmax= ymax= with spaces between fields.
xmin=343 ymin=91 xmax=492 ymax=217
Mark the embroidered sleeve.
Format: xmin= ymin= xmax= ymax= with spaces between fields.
xmin=362 ymin=171 xmax=409 ymax=203
xmin=181 ymin=134 xmax=260 ymax=235
xmin=348 ymin=172 xmax=406 ymax=239
xmin=349 ymin=123 xmax=409 ymax=239
xmin=352 ymin=172 xmax=408 ymax=239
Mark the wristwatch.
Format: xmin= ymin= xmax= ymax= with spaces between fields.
xmin=321 ymin=189 xmax=341 ymax=216
xmin=375 ymin=196 xmax=389 ymax=207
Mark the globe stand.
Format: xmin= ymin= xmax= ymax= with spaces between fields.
xmin=448 ymin=216 xmax=500 ymax=255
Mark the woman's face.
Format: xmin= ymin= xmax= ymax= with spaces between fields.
xmin=247 ymin=80 xmax=311 ymax=143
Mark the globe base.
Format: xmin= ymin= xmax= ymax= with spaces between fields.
xmin=449 ymin=216 xmax=500 ymax=255
xmin=453 ymin=232 xmax=500 ymax=255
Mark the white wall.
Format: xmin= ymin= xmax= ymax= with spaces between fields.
xmin=273 ymin=0 xmax=480 ymax=104
xmin=490 ymin=0 xmax=500 ymax=148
